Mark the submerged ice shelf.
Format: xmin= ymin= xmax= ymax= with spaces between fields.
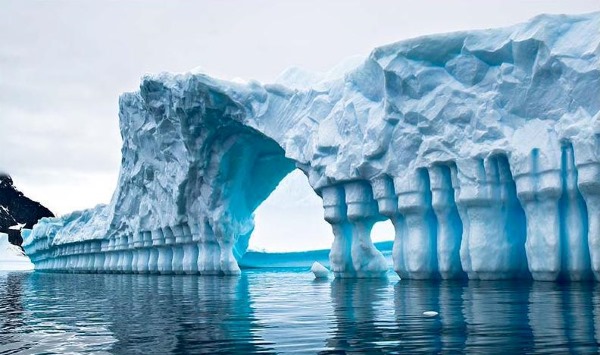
xmin=22 ymin=12 xmax=600 ymax=281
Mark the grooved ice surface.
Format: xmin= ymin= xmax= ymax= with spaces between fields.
xmin=22 ymin=13 xmax=600 ymax=280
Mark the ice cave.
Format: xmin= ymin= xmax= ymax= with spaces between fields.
xmin=21 ymin=12 xmax=600 ymax=281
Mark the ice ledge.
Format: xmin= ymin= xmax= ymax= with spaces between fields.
xmin=22 ymin=12 xmax=600 ymax=280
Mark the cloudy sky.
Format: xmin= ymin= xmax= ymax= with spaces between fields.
xmin=1 ymin=1 xmax=598 ymax=251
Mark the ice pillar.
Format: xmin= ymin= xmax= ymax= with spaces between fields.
xmin=578 ymin=162 xmax=600 ymax=281
xmin=154 ymin=228 xmax=173 ymax=274
xmin=171 ymin=225 xmax=185 ymax=274
xmin=559 ymin=144 xmax=591 ymax=281
xmin=214 ymin=223 xmax=241 ymax=276
xmin=456 ymin=157 xmax=526 ymax=280
xmin=121 ymin=236 xmax=133 ymax=273
xmin=429 ymin=165 xmax=464 ymax=279
xmin=515 ymin=150 xmax=562 ymax=281
xmin=130 ymin=232 xmax=142 ymax=273
xmin=321 ymin=185 xmax=354 ymax=278
xmin=146 ymin=231 xmax=158 ymax=273
xmin=344 ymin=181 xmax=388 ymax=278
xmin=196 ymin=221 xmax=220 ymax=275
xmin=138 ymin=231 xmax=152 ymax=273
xmin=395 ymin=170 xmax=438 ymax=279
xmin=175 ymin=223 xmax=197 ymax=274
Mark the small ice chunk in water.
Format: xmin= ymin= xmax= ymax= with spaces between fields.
xmin=423 ymin=311 xmax=438 ymax=317
xmin=311 ymin=262 xmax=330 ymax=279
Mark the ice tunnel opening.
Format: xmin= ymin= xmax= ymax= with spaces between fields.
xmin=249 ymin=169 xmax=332 ymax=253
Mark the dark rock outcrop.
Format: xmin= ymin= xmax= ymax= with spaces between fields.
xmin=0 ymin=174 xmax=54 ymax=245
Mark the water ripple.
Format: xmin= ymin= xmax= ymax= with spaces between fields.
xmin=0 ymin=270 xmax=599 ymax=354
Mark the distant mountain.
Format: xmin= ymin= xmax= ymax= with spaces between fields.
xmin=0 ymin=174 xmax=54 ymax=246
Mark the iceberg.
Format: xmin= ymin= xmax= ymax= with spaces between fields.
xmin=22 ymin=12 xmax=600 ymax=281
xmin=0 ymin=232 xmax=33 ymax=271
xmin=310 ymin=262 xmax=330 ymax=279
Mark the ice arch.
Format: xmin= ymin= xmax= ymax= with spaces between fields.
xmin=196 ymin=126 xmax=297 ymax=274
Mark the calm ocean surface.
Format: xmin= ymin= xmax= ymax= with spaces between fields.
xmin=0 ymin=269 xmax=599 ymax=354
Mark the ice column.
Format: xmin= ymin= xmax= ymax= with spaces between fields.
xmin=100 ymin=239 xmax=110 ymax=273
xmin=344 ymin=181 xmax=388 ymax=278
xmin=84 ymin=242 xmax=94 ymax=272
xmin=115 ymin=236 xmax=125 ymax=273
xmin=59 ymin=246 xmax=67 ymax=272
xmin=171 ymin=225 xmax=185 ymax=274
xmin=577 ymin=160 xmax=600 ymax=281
xmin=179 ymin=224 xmax=198 ymax=274
xmin=154 ymin=228 xmax=173 ymax=274
xmin=59 ymin=245 xmax=67 ymax=271
xmin=515 ymin=150 xmax=562 ymax=281
xmin=92 ymin=240 xmax=104 ymax=273
xmin=496 ymin=156 xmax=528 ymax=278
xmin=190 ymin=222 xmax=205 ymax=274
xmin=130 ymin=232 xmax=141 ymax=273
xmin=121 ymin=236 xmax=133 ymax=273
xmin=74 ymin=244 xmax=84 ymax=273
xmin=214 ymin=223 xmax=241 ymax=276
xmin=66 ymin=244 xmax=74 ymax=272
xmin=456 ymin=158 xmax=525 ymax=280
xmin=107 ymin=237 xmax=117 ymax=273
xmin=138 ymin=231 xmax=152 ymax=273
xmin=146 ymin=231 xmax=158 ymax=273
xmin=395 ymin=170 xmax=438 ymax=279
xmin=429 ymin=165 xmax=464 ymax=279
xmin=322 ymin=185 xmax=354 ymax=278
xmin=196 ymin=221 xmax=220 ymax=275
xmin=560 ymin=144 xmax=591 ymax=281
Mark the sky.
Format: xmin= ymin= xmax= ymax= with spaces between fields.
xmin=1 ymin=0 xmax=599 ymax=251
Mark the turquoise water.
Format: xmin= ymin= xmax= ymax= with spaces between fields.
xmin=0 ymin=269 xmax=599 ymax=354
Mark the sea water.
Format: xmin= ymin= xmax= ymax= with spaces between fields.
xmin=1 ymin=269 xmax=599 ymax=354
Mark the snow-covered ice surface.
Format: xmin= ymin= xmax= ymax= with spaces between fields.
xmin=22 ymin=12 xmax=600 ymax=280
xmin=0 ymin=233 xmax=33 ymax=271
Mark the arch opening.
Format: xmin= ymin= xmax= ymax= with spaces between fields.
xmin=239 ymin=169 xmax=333 ymax=268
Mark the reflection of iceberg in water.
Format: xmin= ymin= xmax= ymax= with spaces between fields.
xmin=388 ymin=281 xmax=600 ymax=352
xmin=529 ymin=282 xmax=596 ymax=352
xmin=0 ymin=273 xmax=274 ymax=354
xmin=462 ymin=281 xmax=533 ymax=352
xmin=246 ymin=270 xmax=333 ymax=353
xmin=0 ymin=272 xmax=116 ymax=353
xmin=103 ymin=274 xmax=274 ymax=354
xmin=4 ymin=272 xmax=600 ymax=352
xmin=393 ymin=281 xmax=444 ymax=352
xmin=327 ymin=278 xmax=392 ymax=352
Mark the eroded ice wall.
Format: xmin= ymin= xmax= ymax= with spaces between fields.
xmin=23 ymin=12 xmax=600 ymax=280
